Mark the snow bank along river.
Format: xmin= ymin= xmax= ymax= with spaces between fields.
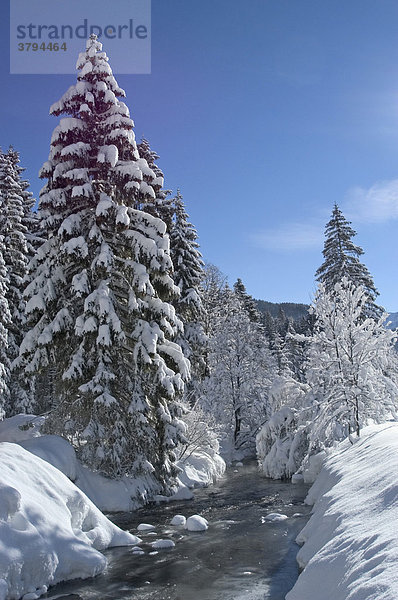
xmin=45 ymin=461 xmax=310 ymax=600
xmin=287 ymin=423 xmax=398 ymax=600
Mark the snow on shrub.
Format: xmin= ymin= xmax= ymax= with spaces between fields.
xmin=256 ymin=377 xmax=310 ymax=480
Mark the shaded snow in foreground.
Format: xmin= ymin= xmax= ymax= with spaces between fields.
xmin=288 ymin=422 xmax=398 ymax=600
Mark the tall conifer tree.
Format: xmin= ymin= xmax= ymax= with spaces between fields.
xmin=18 ymin=36 xmax=189 ymax=493
xmin=0 ymin=148 xmax=36 ymax=414
xmin=169 ymin=191 xmax=206 ymax=383
xmin=316 ymin=204 xmax=381 ymax=318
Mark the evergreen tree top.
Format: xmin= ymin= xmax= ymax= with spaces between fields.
xmin=233 ymin=277 xmax=261 ymax=323
xmin=170 ymin=190 xmax=204 ymax=312
xmin=136 ymin=136 xmax=172 ymax=223
xmin=173 ymin=191 xmax=200 ymax=240
xmin=39 ymin=34 xmax=159 ymax=231
xmin=315 ymin=203 xmax=381 ymax=318
xmin=138 ymin=138 xmax=161 ymax=174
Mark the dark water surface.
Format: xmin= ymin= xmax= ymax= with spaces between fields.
xmin=46 ymin=462 xmax=310 ymax=600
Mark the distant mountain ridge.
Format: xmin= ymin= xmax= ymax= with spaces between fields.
xmin=255 ymin=301 xmax=398 ymax=329
xmin=255 ymin=300 xmax=309 ymax=322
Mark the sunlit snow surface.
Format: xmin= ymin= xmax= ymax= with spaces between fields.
xmin=0 ymin=415 xmax=226 ymax=599
xmin=287 ymin=422 xmax=398 ymax=600
xmin=0 ymin=443 xmax=138 ymax=600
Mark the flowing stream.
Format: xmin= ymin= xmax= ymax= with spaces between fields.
xmin=46 ymin=462 xmax=310 ymax=600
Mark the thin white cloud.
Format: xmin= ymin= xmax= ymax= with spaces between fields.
xmin=251 ymin=222 xmax=323 ymax=252
xmin=251 ymin=178 xmax=398 ymax=253
xmin=344 ymin=179 xmax=398 ymax=224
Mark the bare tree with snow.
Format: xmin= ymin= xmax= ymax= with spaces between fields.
xmin=304 ymin=279 xmax=398 ymax=446
xmin=201 ymin=283 xmax=276 ymax=456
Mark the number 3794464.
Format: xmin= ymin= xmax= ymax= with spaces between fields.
xmin=18 ymin=42 xmax=67 ymax=51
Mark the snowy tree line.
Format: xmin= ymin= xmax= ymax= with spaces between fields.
xmin=1 ymin=35 xmax=397 ymax=498
xmin=257 ymin=204 xmax=398 ymax=479
xmin=0 ymin=36 xmax=210 ymax=500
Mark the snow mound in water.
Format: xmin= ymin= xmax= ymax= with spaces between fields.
xmin=151 ymin=539 xmax=175 ymax=549
xmin=185 ymin=515 xmax=208 ymax=531
xmin=263 ymin=513 xmax=288 ymax=522
xmin=177 ymin=452 xmax=226 ymax=488
xmin=0 ymin=443 xmax=139 ymax=600
xmin=171 ymin=514 xmax=186 ymax=526
xmin=137 ymin=523 xmax=156 ymax=531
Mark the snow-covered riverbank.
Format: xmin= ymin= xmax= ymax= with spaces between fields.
xmin=0 ymin=442 xmax=139 ymax=600
xmin=3 ymin=415 xmax=398 ymax=600
xmin=287 ymin=422 xmax=398 ymax=600
xmin=0 ymin=415 xmax=225 ymax=600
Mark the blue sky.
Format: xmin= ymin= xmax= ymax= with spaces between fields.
xmin=1 ymin=0 xmax=398 ymax=310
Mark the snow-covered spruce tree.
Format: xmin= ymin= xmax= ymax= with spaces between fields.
xmin=18 ymin=36 xmax=189 ymax=493
xmin=137 ymin=137 xmax=174 ymax=230
xmin=233 ymin=278 xmax=261 ymax=323
xmin=0 ymin=240 xmax=11 ymax=419
xmin=316 ymin=204 xmax=382 ymax=318
xmin=0 ymin=148 xmax=36 ymax=414
xmin=6 ymin=147 xmax=40 ymax=256
xmin=305 ymin=278 xmax=398 ymax=448
xmin=169 ymin=190 xmax=206 ymax=385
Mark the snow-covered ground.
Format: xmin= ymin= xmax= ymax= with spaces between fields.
xmin=0 ymin=442 xmax=139 ymax=600
xmin=0 ymin=415 xmax=225 ymax=513
xmin=287 ymin=422 xmax=398 ymax=600
xmin=0 ymin=415 xmax=225 ymax=599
